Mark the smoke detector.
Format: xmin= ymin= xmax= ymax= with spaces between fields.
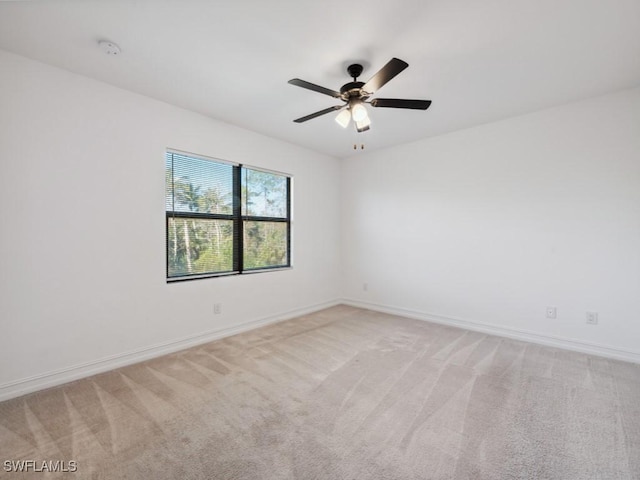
xmin=98 ymin=40 xmax=121 ymax=56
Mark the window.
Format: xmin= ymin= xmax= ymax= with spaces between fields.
xmin=165 ymin=151 xmax=290 ymax=281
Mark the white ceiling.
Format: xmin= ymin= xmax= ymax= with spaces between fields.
xmin=1 ymin=0 xmax=639 ymax=158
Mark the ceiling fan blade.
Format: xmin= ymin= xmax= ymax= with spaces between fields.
xmin=370 ymin=98 xmax=432 ymax=110
xmin=293 ymin=105 xmax=344 ymax=123
xmin=288 ymin=78 xmax=342 ymax=98
xmin=361 ymin=58 xmax=409 ymax=94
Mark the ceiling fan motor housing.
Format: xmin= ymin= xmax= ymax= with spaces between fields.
xmin=340 ymin=81 xmax=366 ymax=100
xmin=341 ymin=64 xmax=369 ymax=101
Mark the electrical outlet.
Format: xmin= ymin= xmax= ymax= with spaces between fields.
xmin=586 ymin=311 xmax=598 ymax=325
xmin=214 ymin=303 xmax=222 ymax=315
xmin=363 ymin=283 xmax=368 ymax=292
xmin=545 ymin=306 xmax=557 ymax=319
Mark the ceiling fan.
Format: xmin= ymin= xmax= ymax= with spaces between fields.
xmin=288 ymin=58 xmax=431 ymax=133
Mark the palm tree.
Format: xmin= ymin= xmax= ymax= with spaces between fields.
xmin=174 ymin=178 xmax=201 ymax=273
xmin=199 ymin=187 xmax=232 ymax=268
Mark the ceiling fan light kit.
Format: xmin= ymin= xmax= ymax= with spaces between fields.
xmin=355 ymin=116 xmax=370 ymax=133
xmin=350 ymin=100 xmax=368 ymax=122
xmin=289 ymin=58 xmax=431 ymax=133
xmin=335 ymin=109 xmax=351 ymax=128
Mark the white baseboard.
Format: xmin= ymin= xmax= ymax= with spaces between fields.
xmin=4 ymin=298 xmax=637 ymax=402
xmin=342 ymin=298 xmax=640 ymax=364
xmin=0 ymin=299 xmax=341 ymax=402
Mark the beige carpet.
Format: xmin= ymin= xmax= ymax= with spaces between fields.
xmin=1 ymin=305 xmax=639 ymax=479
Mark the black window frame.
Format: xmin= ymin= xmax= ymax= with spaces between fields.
xmin=166 ymin=151 xmax=291 ymax=282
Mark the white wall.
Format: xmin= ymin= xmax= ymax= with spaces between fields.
xmin=341 ymin=87 xmax=640 ymax=359
xmin=0 ymin=50 xmax=342 ymax=399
